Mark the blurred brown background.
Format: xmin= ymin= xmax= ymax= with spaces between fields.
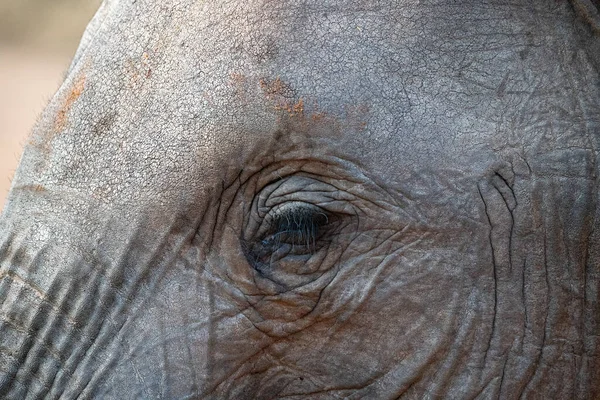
xmin=0 ymin=0 xmax=102 ymax=210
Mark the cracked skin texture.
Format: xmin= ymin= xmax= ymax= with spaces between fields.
xmin=0 ymin=0 xmax=599 ymax=398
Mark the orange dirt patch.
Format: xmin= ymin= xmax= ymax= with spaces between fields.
xmin=259 ymin=77 xmax=306 ymax=117
xmin=54 ymin=71 xmax=86 ymax=132
xmin=275 ymin=97 xmax=304 ymax=117
xmin=259 ymin=77 xmax=295 ymax=98
xmin=230 ymin=72 xmax=248 ymax=96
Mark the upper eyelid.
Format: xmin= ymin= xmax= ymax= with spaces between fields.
xmin=246 ymin=175 xmax=361 ymax=242
xmin=267 ymin=202 xmax=327 ymax=221
xmin=259 ymin=202 xmax=331 ymax=240
xmin=260 ymin=207 xmax=331 ymax=251
xmin=269 ymin=204 xmax=328 ymax=229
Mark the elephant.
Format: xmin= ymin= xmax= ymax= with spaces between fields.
xmin=1 ymin=0 xmax=599 ymax=398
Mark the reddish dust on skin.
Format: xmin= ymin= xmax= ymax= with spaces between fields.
xmin=9 ymin=184 xmax=48 ymax=196
xmin=24 ymin=184 xmax=46 ymax=192
xmin=231 ymin=74 xmax=306 ymax=116
xmin=54 ymin=72 xmax=86 ymax=133
xmin=227 ymin=74 xmax=369 ymax=139
xmin=230 ymin=72 xmax=249 ymax=102
xmin=344 ymin=103 xmax=369 ymax=131
xmin=124 ymin=51 xmax=152 ymax=89
xmin=259 ymin=77 xmax=305 ymax=118
xmin=259 ymin=77 xmax=295 ymax=98
xmin=230 ymin=72 xmax=247 ymax=89
xmin=26 ymin=63 xmax=88 ymax=161
xmin=259 ymin=76 xmax=370 ymax=130
xmin=277 ymin=97 xmax=304 ymax=116
xmin=142 ymin=52 xmax=152 ymax=78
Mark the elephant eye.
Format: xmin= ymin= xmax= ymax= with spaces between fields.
xmin=260 ymin=203 xmax=330 ymax=252
xmin=242 ymin=201 xmax=341 ymax=289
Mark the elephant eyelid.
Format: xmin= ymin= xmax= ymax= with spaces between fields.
xmin=261 ymin=203 xmax=332 ymax=250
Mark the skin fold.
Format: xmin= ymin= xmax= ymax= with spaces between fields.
xmin=0 ymin=0 xmax=599 ymax=398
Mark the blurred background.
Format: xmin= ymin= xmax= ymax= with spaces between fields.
xmin=0 ymin=0 xmax=102 ymax=209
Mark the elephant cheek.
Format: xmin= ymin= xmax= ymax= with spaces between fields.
xmin=0 ymin=194 xmax=211 ymax=397
xmin=89 ymin=258 xmax=276 ymax=397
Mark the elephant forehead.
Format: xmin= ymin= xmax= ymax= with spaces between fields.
xmin=107 ymin=0 xmax=596 ymax=149
xmin=19 ymin=0 xmax=599 ymax=209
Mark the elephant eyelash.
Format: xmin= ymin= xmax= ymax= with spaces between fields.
xmin=261 ymin=204 xmax=331 ymax=251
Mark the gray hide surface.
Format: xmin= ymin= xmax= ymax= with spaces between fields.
xmin=0 ymin=0 xmax=599 ymax=398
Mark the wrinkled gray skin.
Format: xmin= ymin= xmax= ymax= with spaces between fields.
xmin=1 ymin=0 xmax=600 ymax=398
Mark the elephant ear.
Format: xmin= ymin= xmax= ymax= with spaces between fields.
xmin=571 ymin=0 xmax=600 ymax=34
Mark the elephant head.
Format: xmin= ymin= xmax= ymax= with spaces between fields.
xmin=1 ymin=0 xmax=599 ymax=398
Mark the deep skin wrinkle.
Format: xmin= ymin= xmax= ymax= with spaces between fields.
xmin=0 ymin=0 xmax=599 ymax=398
